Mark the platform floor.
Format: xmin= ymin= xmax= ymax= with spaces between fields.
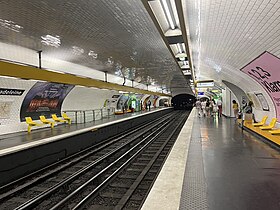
xmin=0 ymin=109 xmax=158 ymax=153
xmin=143 ymin=110 xmax=280 ymax=210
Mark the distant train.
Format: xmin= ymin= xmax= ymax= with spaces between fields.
xmin=172 ymin=94 xmax=195 ymax=110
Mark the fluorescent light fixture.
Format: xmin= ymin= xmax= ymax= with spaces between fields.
xmin=88 ymin=50 xmax=98 ymax=59
xmin=72 ymin=46 xmax=84 ymax=55
xmin=160 ymin=0 xmax=176 ymax=30
xmin=107 ymin=57 xmax=114 ymax=65
xmin=182 ymin=70 xmax=191 ymax=75
xmin=41 ymin=35 xmax=61 ymax=48
xmin=0 ymin=19 xmax=23 ymax=32
xmin=176 ymin=43 xmax=182 ymax=53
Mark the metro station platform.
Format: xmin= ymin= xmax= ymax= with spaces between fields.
xmin=143 ymin=110 xmax=280 ymax=210
xmin=0 ymin=108 xmax=172 ymax=186
xmin=0 ymin=108 xmax=166 ymax=156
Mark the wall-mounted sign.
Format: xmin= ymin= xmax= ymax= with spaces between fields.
xmin=241 ymin=52 xmax=279 ymax=119
xmin=197 ymin=82 xmax=214 ymax=87
xmin=0 ymin=88 xmax=24 ymax=96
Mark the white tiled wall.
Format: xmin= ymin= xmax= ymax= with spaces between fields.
xmin=0 ymin=77 xmax=36 ymax=134
xmin=0 ymin=77 xmax=119 ymax=135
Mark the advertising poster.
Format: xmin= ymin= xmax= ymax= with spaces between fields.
xmin=241 ymin=52 xmax=280 ymax=120
xmin=20 ymin=82 xmax=74 ymax=121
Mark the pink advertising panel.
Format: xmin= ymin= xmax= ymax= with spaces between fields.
xmin=241 ymin=51 xmax=280 ymax=120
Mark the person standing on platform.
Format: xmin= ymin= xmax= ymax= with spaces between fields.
xmin=195 ymin=99 xmax=202 ymax=117
xmin=147 ymin=100 xmax=151 ymax=111
xmin=243 ymin=101 xmax=256 ymax=122
xmin=210 ymin=99 xmax=215 ymax=116
xmin=205 ymin=99 xmax=210 ymax=117
xmin=201 ymin=100 xmax=206 ymax=117
xmin=217 ymin=98 xmax=222 ymax=117
xmin=232 ymin=100 xmax=239 ymax=120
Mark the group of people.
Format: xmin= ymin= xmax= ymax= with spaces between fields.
xmin=195 ymin=98 xmax=222 ymax=117
xmin=232 ymin=100 xmax=256 ymax=123
xmin=195 ymin=97 xmax=256 ymax=123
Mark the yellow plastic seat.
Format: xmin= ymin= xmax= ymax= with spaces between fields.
xmin=259 ymin=118 xmax=277 ymax=130
xmin=52 ymin=114 xmax=67 ymax=123
xmin=269 ymin=129 xmax=280 ymax=135
xmin=25 ymin=117 xmax=43 ymax=133
xmin=62 ymin=113 xmax=71 ymax=124
xmin=40 ymin=116 xmax=55 ymax=128
xmin=253 ymin=116 xmax=268 ymax=127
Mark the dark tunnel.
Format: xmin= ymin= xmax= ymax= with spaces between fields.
xmin=171 ymin=94 xmax=196 ymax=110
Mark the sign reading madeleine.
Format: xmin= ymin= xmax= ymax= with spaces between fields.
xmin=241 ymin=52 xmax=280 ymax=120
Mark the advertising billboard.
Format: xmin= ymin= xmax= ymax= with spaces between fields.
xmin=241 ymin=52 xmax=280 ymax=120
xmin=20 ymin=82 xmax=74 ymax=121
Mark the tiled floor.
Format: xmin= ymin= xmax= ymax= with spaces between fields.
xmin=180 ymin=115 xmax=280 ymax=210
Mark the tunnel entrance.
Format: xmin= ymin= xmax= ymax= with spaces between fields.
xmin=172 ymin=94 xmax=195 ymax=110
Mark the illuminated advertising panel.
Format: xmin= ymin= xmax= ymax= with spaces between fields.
xmin=241 ymin=52 xmax=280 ymax=120
xmin=20 ymin=82 xmax=74 ymax=121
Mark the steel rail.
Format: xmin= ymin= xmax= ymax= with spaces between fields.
xmin=0 ymin=113 xmax=172 ymax=203
xmin=53 ymin=117 xmax=176 ymax=210
xmin=115 ymin=113 xmax=189 ymax=209
xmin=14 ymin=114 xmax=174 ymax=210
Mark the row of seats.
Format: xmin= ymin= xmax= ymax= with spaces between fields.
xmin=252 ymin=116 xmax=280 ymax=134
xmin=25 ymin=113 xmax=71 ymax=133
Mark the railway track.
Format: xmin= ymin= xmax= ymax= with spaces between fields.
xmin=0 ymin=110 xmax=189 ymax=209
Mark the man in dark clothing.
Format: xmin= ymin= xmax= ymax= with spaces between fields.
xmin=147 ymin=100 xmax=151 ymax=111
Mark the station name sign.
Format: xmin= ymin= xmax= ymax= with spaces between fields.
xmin=196 ymin=82 xmax=214 ymax=88
xmin=0 ymin=88 xmax=25 ymax=96
xmin=241 ymin=51 xmax=280 ymax=120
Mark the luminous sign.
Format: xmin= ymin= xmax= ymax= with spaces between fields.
xmin=241 ymin=51 xmax=280 ymax=120
xmin=197 ymin=82 xmax=214 ymax=87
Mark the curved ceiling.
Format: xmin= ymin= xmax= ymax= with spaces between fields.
xmin=0 ymin=0 xmax=189 ymax=92
xmin=184 ymin=0 xmax=280 ymax=84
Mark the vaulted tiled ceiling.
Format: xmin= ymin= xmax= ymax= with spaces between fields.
xmin=184 ymin=0 xmax=280 ymax=83
xmin=0 ymin=0 xmax=190 ymax=92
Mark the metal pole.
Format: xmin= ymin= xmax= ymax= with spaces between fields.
xmin=37 ymin=50 xmax=42 ymax=69
xmin=83 ymin=111 xmax=86 ymax=123
xmin=104 ymin=71 xmax=108 ymax=82
xmin=75 ymin=111 xmax=77 ymax=123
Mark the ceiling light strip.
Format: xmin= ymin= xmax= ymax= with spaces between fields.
xmin=160 ymin=0 xmax=176 ymax=30
xmin=176 ymin=43 xmax=182 ymax=53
